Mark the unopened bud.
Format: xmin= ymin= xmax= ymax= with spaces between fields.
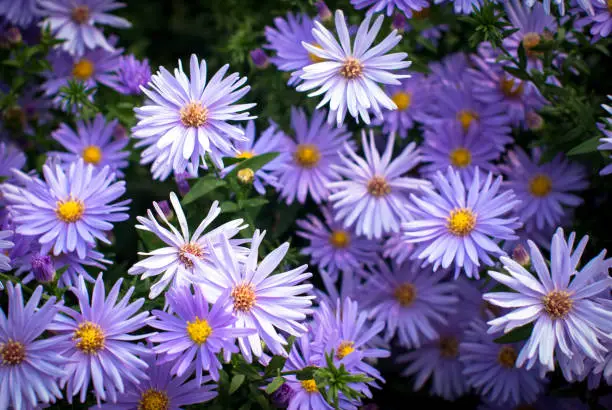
xmin=6 ymin=27 xmax=22 ymax=45
xmin=31 ymin=254 xmax=56 ymax=283
xmin=175 ymin=173 xmax=191 ymax=196
xmin=158 ymin=200 xmax=174 ymax=220
xmin=392 ymin=13 xmax=407 ymax=32
xmin=237 ymin=168 xmax=255 ymax=184
xmin=525 ymin=111 xmax=543 ymax=130
xmin=315 ymin=1 xmax=332 ymax=22
xmin=512 ymin=244 xmax=530 ymax=267
xmin=271 ymin=383 xmax=295 ymax=408
xmin=113 ymin=122 xmax=128 ymax=139
xmin=250 ymin=48 xmax=269 ymax=69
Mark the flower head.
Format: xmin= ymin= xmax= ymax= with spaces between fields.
xmin=0 ymin=0 xmax=40 ymax=27
xmin=350 ymin=0 xmax=429 ymax=17
xmin=111 ymin=54 xmax=152 ymax=95
xmin=0 ymin=142 xmax=26 ymax=180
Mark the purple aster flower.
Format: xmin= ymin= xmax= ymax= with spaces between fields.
xmin=50 ymin=114 xmax=130 ymax=177
xmin=421 ymin=121 xmax=501 ymax=179
xmin=296 ymin=206 xmax=382 ymax=280
xmin=437 ymin=0 xmax=488 ymax=14
xmin=0 ymin=229 xmax=12 ymax=271
xmin=96 ymin=349 xmax=218 ymax=409
xmin=149 ymin=285 xmax=255 ymax=383
xmin=403 ymin=167 xmax=522 ymax=279
xmin=484 ymin=228 xmax=612 ymax=372
xmin=360 ymin=261 xmax=459 ymax=348
xmin=0 ymin=141 xmax=26 ymax=180
xmin=132 ymin=54 xmax=256 ymax=180
xmin=220 ymin=120 xmax=286 ymax=195
xmin=0 ymin=283 xmax=66 ymax=409
xmin=273 ymin=107 xmax=351 ymax=204
xmin=500 ymin=147 xmax=588 ymax=230
xmin=2 ymin=159 xmax=129 ymax=259
xmin=598 ymin=95 xmax=612 ymax=175
xmin=111 ymin=54 xmax=152 ymax=95
xmin=264 ymin=12 xmax=317 ymax=86
xmin=0 ymin=0 xmax=40 ymax=27
xmin=328 ymin=131 xmax=430 ymax=239
xmin=428 ymin=52 xmax=470 ymax=88
xmin=350 ymin=0 xmax=429 ymax=17
xmin=128 ymin=192 xmax=247 ymax=299
xmin=49 ymin=274 xmax=152 ymax=404
xmin=525 ymin=0 xmax=597 ymax=16
xmin=195 ymin=230 xmax=314 ymax=362
xmin=38 ymin=0 xmax=130 ymax=57
xmin=460 ymin=319 xmax=547 ymax=406
xmin=574 ymin=3 xmax=612 ymax=41
xmin=371 ymin=73 xmax=432 ymax=138
xmin=298 ymin=10 xmax=411 ymax=126
xmin=382 ymin=232 xmax=415 ymax=264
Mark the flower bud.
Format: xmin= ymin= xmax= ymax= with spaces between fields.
xmin=315 ymin=1 xmax=332 ymax=22
xmin=158 ymin=200 xmax=174 ymax=220
xmin=525 ymin=111 xmax=543 ymax=131
xmin=512 ymin=244 xmax=530 ymax=267
xmin=237 ymin=168 xmax=255 ymax=184
xmin=271 ymin=383 xmax=295 ymax=408
xmin=31 ymin=254 xmax=56 ymax=283
xmin=175 ymin=173 xmax=191 ymax=196
xmin=392 ymin=13 xmax=407 ymax=32
xmin=250 ymin=48 xmax=269 ymax=69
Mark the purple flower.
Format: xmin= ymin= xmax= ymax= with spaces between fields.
xmin=440 ymin=0 xmax=488 ymax=14
xmin=484 ymin=228 xmax=612 ymax=372
xmin=149 ymin=285 xmax=255 ymax=383
xmin=0 ymin=283 xmax=66 ymax=409
xmin=500 ymin=147 xmax=588 ymax=230
xmin=298 ymin=10 xmax=411 ymax=126
xmin=0 ymin=0 xmax=40 ymax=27
xmin=50 ymin=114 xmax=130 ymax=177
xmin=0 ymin=141 xmax=26 ymax=180
xmin=273 ymin=107 xmax=351 ymax=204
xmin=350 ymin=0 xmax=429 ymax=17
xmin=38 ymin=0 xmax=130 ymax=56
xmin=0 ymin=229 xmax=12 ymax=271
xmin=111 ymin=54 xmax=151 ymax=95
xmin=249 ymin=48 xmax=269 ymax=69
xmin=598 ymin=95 xmax=612 ymax=175
xmin=133 ymin=54 xmax=256 ymax=180
xmin=49 ymin=274 xmax=153 ymax=404
xmin=428 ymin=52 xmax=470 ymax=87
xmin=328 ymin=131 xmax=430 ymax=239
xmin=30 ymin=254 xmax=55 ymax=282
xmin=403 ymin=167 xmax=521 ymax=279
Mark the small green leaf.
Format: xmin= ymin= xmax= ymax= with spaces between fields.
xmin=503 ymin=66 xmax=530 ymax=81
xmin=238 ymin=198 xmax=268 ymax=209
xmin=220 ymin=201 xmax=239 ymax=213
xmin=222 ymin=157 xmax=242 ymax=166
xmin=181 ymin=176 xmax=226 ymax=205
xmin=226 ymin=152 xmax=279 ymax=179
xmin=264 ymin=355 xmax=287 ymax=377
xmin=296 ymin=366 xmax=318 ymax=381
xmin=229 ymin=374 xmax=245 ymax=395
xmin=494 ymin=323 xmax=534 ymax=344
xmin=567 ymin=136 xmax=601 ymax=156
xmin=265 ymin=376 xmax=285 ymax=394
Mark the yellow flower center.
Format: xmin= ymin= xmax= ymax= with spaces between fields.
xmin=0 ymin=339 xmax=26 ymax=365
xmin=73 ymin=322 xmax=105 ymax=354
xmin=394 ymin=283 xmax=416 ymax=307
xmin=237 ymin=168 xmax=255 ymax=184
xmin=447 ymin=208 xmax=476 ymax=237
xmin=71 ymin=5 xmax=90 ymax=24
xmin=522 ymin=32 xmax=542 ymax=57
xmin=186 ymin=317 xmax=213 ymax=345
xmin=82 ymin=145 xmax=102 ymax=165
xmin=340 ymin=57 xmax=363 ymax=79
xmin=367 ymin=175 xmax=391 ymax=197
xmin=500 ymin=76 xmax=525 ymax=98
xmin=497 ymin=345 xmax=518 ymax=368
xmin=439 ymin=336 xmax=459 ymax=358
xmin=543 ymin=290 xmax=573 ymax=319
xmin=72 ymin=59 xmax=95 ymax=81
xmin=138 ymin=389 xmax=170 ymax=410
xmin=449 ymin=147 xmax=472 ymax=168
xmin=308 ymin=43 xmax=326 ymax=63
xmin=293 ymin=144 xmax=321 ymax=168
xmin=457 ymin=110 xmax=479 ymax=132
xmin=236 ymin=151 xmax=254 ymax=159
xmin=392 ymin=91 xmax=412 ymax=111
xmin=329 ymin=230 xmax=350 ymax=249
xmin=336 ymin=341 xmax=355 ymax=360
xmin=529 ymin=174 xmax=552 ymax=197
xmin=178 ymin=242 xmax=203 ymax=269
xmin=56 ymin=198 xmax=85 ymax=223
xmin=301 ymin=379 xmax=318 ymax=393
xmin=180 ymin=102 xmax=208 ymax=128
xmin=231 ymin=282 xmax=257 ymax=312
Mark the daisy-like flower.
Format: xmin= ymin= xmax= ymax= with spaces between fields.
xmin=403 ymin=167 xmax=521 ymax=279
xmin=297 ymin=10 xmax=411 ymax=126
xmin=149 ymin=285 xmax=255 ymax=383
xmin=2 ymin=159 xmax=129 ymax=259
xmin=350 ymin=0 xmax=429 ymax=17
xmin=96 ymin=350 xmax=218 ymax=409
xmin=49 ymin=274 xmax=152 ymax=404
xmin=110 ymin=54 xmax=152 ymax=95
xmin=371 ymin=73 xmax=432 ymax=138
xmin=38 ymin=0 xmax=130 ymax=57
xmin=328 ymin=131 xmax=430 ymax=239
xmin=0 ymin=230 xmax=13 ymax=271
xmin=0 ymin=141 xmax=26 ymax=180
xmin=460 ymin=319 xmax=547 ymax=406
xmin=128 ymin=192 xmax=247 ymax=299
xmin=438 ymin=0 xmax=489 ymax=14
xmin=220 ymin=120 xmax=286 ymax=195
xmin=360 ymin=261 xmax=459 ymax=348
xmin=296 ymin=206 xmax=381 ymax=280
xmin=273 ymin=107 xmax=351 ymax=204
xmin=526 ymin=0 xmax=596 ymax=16
xmin=428 ymin=52 xmax=470 ymax=88
xmin=598 ymin=95 xmax=612 ymax=175
xmin=484 ymin=228 xmax=612 ymax=372
xmin=500 ymin=147 xmax=588 ymax=230
xmin=196 ymin=230 xmax=314 ymax=362
xmin=132 ymin=54 xmax=256 ymax=180
xmin=0 ymin=0 xmax=39 ymax=27
xmin=421 ymin=121 xmax=500 ymax=179
xmin=51 ymin=114 xmax=130 ymax=177
xmin=0 ymin=283 xmax=66 ymax=410
xmin=264 ymin=12 xmax=317 ymax=85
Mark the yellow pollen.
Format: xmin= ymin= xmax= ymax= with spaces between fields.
xmin=500 ymin=76 xmax=525 ymax=98
xmin=72 ymin=59 xmax=95 ymax=81
xmin=497 ymin=345 xmax=518 ymax=368
xmin=412 ymin=8 xmax=430 ymax=19
xmin=82 ymin=145 xmax=102 ymax=165
xmin=339 ymin=57 xmax=363 ymax=79
xmin=237 ymin=168 xmax=255 ymax=184
xmin=394 ymin=283 xmax=417 ymax=307
xmin=367 ymin=175 xmax=391 ymax=197
xmin=449 ymin=147 xmax=472 ymax=168
xmin=447 ymin=208 xmax=476 ymax=237
xmin=71 ymin=5 xmax=90 ymax=24
xmin=186 ymin=317 xmax=213 ymax=345
xmin=336 ymin=341 xmax=355 ymax=360
xmin=138 ymin=389 xmax=170 ymax=410
xmin=543 ymin=290 xmax=573 ymax=319
xmin=529 ymin=174 xmax=552 ymax=197
xmin=293 ymin=144 xmax=321 ymax=168
xmin=0 ymin=339 xmax=26 ymax=365
xmin=308 ymin=43 xmax=326 ymax=63
xmin=439 ymin=336 xmax=459 ymax=358
xmin=73 ymin=322 xmax=105 ymax=354
xmin=329 ymin=230 xmax=350 ymax=249
xmin=178 ymin=242 xmax=204 ymax=269
xmin=180 ymin=102 xmax=208 ymax=128
xmin=392 ymin=91 xmax=412 ymax=111
xmin=56 ymin=199 xmax=85 ymax=223
xmin=236 ymin=151 xmax=254 ymax=159
xmin=231 ymin=282 xmax=257 ymax=312
xmin=301 ymin=379 xmax=318 ymax=393
xmin=457 ymin=110 xmax=479 ymax=132
xmin=522 ymin=32 xmax=542 ymax=57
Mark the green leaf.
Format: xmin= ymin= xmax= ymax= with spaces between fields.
xmin=222 ymin=157 xmax=242 ymax=166
xmin=229 ymin=374 xmax=246 ymax=395
xmin=220 ymin=201 xmax=239 ymax=213
xmin=567 ymin=136 xmax=602 ymax=156
xmin=296 ymin=366 xmax=318 ymax=381
xmin=265 ymin=376 xmax=285 ymax=394
xmin=264 ymin=355 xmax=287 ymax=377
xmin=181 ymin=176 xmax=226 ymax=205
xmin=238 ymin=197 xmax=269 ymax=209
xmin=226 ymin=152 xmax=279 ymax=179
xmin=494 ymin=323 xmax=534 ymax=344
xmin=503 ymin=66 xmax=530 ymax=81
